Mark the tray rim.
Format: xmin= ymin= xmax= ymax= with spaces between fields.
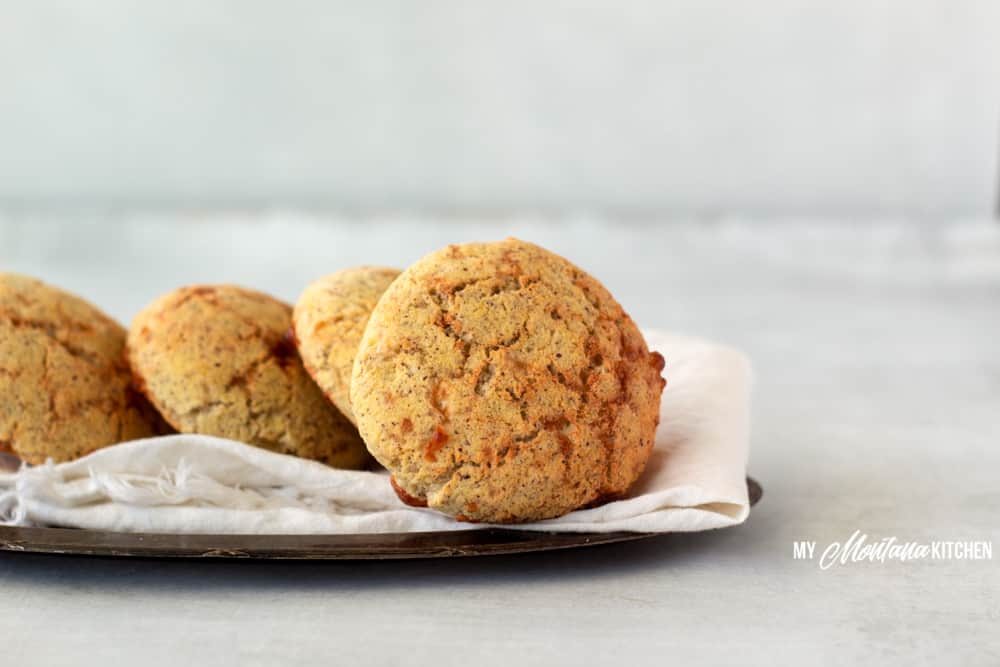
xmin=0 ymin=477 xmax=761 ymax=560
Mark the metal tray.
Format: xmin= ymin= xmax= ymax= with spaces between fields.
xmin=0 ymin=477 xmax=761 ymax=560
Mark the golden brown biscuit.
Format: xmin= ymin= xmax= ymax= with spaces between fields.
xmin=127 ymin=285 xmax=369 ymax=469
xmin=292 ymin=267 xmax=400 ymax=425
xmin=351 ymin=239 xmax=665 ymax=523
xmin=0 ymin=273 xmax=165 ymax=464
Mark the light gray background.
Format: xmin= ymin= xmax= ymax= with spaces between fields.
xmin=1 ymin=218 xmax=998 ymax=665
xmin=1 ymin=1 xmax=999 ymax=216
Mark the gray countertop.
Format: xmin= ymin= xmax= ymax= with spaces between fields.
xmin=1 ymin=217 xmax=998 ymax=666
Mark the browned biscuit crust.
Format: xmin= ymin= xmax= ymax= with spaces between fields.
xmin=127 ymin=285 xmax=369 ymax=469
xmin=292 ymin=267 xmax=400 ymax=425
xmin=351 ymin=239 xmax=665 ymax=523
xmin=0 ymin=273 xmax=166 ymax=464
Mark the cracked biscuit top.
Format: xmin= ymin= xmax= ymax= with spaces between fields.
xmin=127 ymin=285 xmax=369 ymax=469
xmin=292 ymin=266 xmax=400 ymax=425
xmin=0 ymin=273 xmax=165 ymax=463
xmin=351 ymin=239 xmax=665 ymax=523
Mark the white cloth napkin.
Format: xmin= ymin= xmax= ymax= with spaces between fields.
xmin=0 ymin=330 xmax=751 ymax=534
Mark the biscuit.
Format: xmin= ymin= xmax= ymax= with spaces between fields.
xmin=0 ymin=273 xmax=165 ymax=464
xmin=351 ymin=239 xmax=665 ymax=523
xmin=127 ymin=285 xmax=369 ymax=469
xmin=292 ymin=267 xmax=400 ymax=425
